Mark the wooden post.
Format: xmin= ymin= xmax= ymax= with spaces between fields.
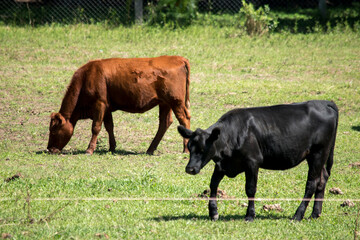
xmin=319 ymin=0 xmax=327 ymax=19
xmin=134 ymin=0 xmax=143 ymax=24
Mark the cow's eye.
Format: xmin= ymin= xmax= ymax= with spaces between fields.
xmin=189 ymin=140 xmax=202 ymax=153
xmin=196 ymin=142 xmax=205 ymax=152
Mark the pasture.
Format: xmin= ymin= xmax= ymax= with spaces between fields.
xmin=1 ymin=20 xmax=360 ymax=239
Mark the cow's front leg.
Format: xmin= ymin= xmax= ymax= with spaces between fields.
xmin=244 ymin=166 xmax=259 ymax=222
xmin=208 ymin=166 xmax=224 ymax=221
xmin=86 ymin=101 xmax=106 ymax=155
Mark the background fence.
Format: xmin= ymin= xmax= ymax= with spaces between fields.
xmin=0 ymin=0 xmax=359 ymax=25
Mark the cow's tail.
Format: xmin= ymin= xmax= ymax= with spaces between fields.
xmin=325 ymin=101 xmax=339 ymax=177
xmin=59 ymin=66 xmax=86 ymax=119
xmin=183 ymin=58 xmax=191 ymax=119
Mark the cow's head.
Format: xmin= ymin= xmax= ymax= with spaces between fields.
xmin=178 ymin=125 xmax=220 ymax=175
xmin=47 ymin=113 xmax=74 ymax=154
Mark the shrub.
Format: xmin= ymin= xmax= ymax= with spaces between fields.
xmin=238 ymin=0 xmax=278 ymax=36
xmin=146 ymin=0 xmax=197 ymax=27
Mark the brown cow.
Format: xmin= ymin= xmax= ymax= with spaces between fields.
xmin=47 ymin=55 xmax=191 ymax=155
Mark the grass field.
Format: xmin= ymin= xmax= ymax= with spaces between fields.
xmin=1 ymin=15 xmax=360 ymax=239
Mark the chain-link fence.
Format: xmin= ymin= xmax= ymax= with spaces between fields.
xmin=0 ymin=0 xmax=134 ymax=25
xmin=0 ymin=0 xmax=359 ymax=25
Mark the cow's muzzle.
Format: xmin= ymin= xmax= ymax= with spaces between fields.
xmin=185 ymin=166 xmax=200 ymax=175
xmin=47 ymin=147 xmax=60 ymax=154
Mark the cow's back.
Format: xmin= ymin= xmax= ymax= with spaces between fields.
xmin=82 ymin=56 xmax=189 ymax=113
xmin=218 ymin=100 xmax=338 ymax=170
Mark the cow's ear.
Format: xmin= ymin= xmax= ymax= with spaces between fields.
xmin=50 ymin=112 xmax=57 ymax=120
xmin=208 ymin=127 xmax=220 ymax=143
xmin=177 ymin=125 xmax=193 ymax=139
xmin=50 ymin=112 xmax=65 ymax=126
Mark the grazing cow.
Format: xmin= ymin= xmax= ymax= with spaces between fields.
xmin=178 ymin=100 xmax=338 ymax=221
xmin=48 ymin=55 xmax=191 ymax=155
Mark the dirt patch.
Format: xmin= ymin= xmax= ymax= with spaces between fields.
xmin=195 ymin=189 xmax=233 ymax=199
xmin=349 ymin=162 xmax=360 ymax=169
xmin=1 ymin=233 xmax=12 ymax=239
xmin=329 ymin=187 xmax=344 ymax=195
xmin=263 ymin=204 xmax=283 ymax=212
xmin=224 ymin=104 xmax=239 ymax=109
xmin=4 ymin=173 xmax=23 ymax=182
xmin=95 ymin=233 xmax=109 ymax=239
xmin=340 ymin=200 xmax=355 ymax=208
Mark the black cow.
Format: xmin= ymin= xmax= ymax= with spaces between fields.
xmin=178 ymin=100 xmax=338 ymax=221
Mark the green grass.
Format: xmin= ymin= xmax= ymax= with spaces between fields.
xmin=1 ymin=21 xmax=360 ymax=239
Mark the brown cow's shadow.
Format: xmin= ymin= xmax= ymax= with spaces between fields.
xmin=36 ymin=149 xmax=144 ymax=156
xmin=352 ymin=125 xmax=360 ymax=132
xmin=151 ymin=213 xmax=290 ymax=222
xmin=74 ymin=149 xmax=143 ymax=156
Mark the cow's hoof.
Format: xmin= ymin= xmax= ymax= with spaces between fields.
xmin=210 ymin=214 xmax=219 ymax=221
xmin=245 ymin=215 xmax=255 ymax=222
xmin=310 ymin=213 xmax=321 ymax=219
xmin=291 ymin=215 xmax=303 ymax=221
xmin=146 ymin=150 xmax=154 ymax=155
xmin=85 ymin=149 xmax=94 ymax=155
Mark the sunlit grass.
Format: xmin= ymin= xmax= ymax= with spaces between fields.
xmin=0 ymin=22 xmax=359 ymax=239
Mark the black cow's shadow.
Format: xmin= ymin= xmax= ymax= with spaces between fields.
xmin=151 ymin=213 xmax=290 ymax=222
xmin=351 ymin=125 xmax=360 ymax=132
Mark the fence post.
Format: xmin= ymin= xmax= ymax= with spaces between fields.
xmin=135 ymin=0 xmax=143 ymax=24
xmin=318 ymin=0 xmax=327 ymax=19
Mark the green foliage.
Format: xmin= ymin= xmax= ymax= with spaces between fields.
xmin=2 ymin=3 xmax=360 ymax=35
xmin=238 ymin=0 xmax=278 ymax=36
xmin=146 ymin=0 xmax=197 ymax=27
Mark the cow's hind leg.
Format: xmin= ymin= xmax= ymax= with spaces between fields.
xmin=172 ymin=103 xmax=191 ymax=153
xmin=311 ymin=146 xmax=333 ymax=219
xmin=209 ymin=166 xmax=225 ymax=221
xmin=292 ymin=152 xmax=325 ymax=221
xmin=86 ymin=101 xmax=106 ymax=155
xmin=310 ymin=167 xmax=329 ymax=219
xmin=146 ymin=104 xmax=173 ymax=155
xmin=104 ymin=111 xmax=116 ymax=152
